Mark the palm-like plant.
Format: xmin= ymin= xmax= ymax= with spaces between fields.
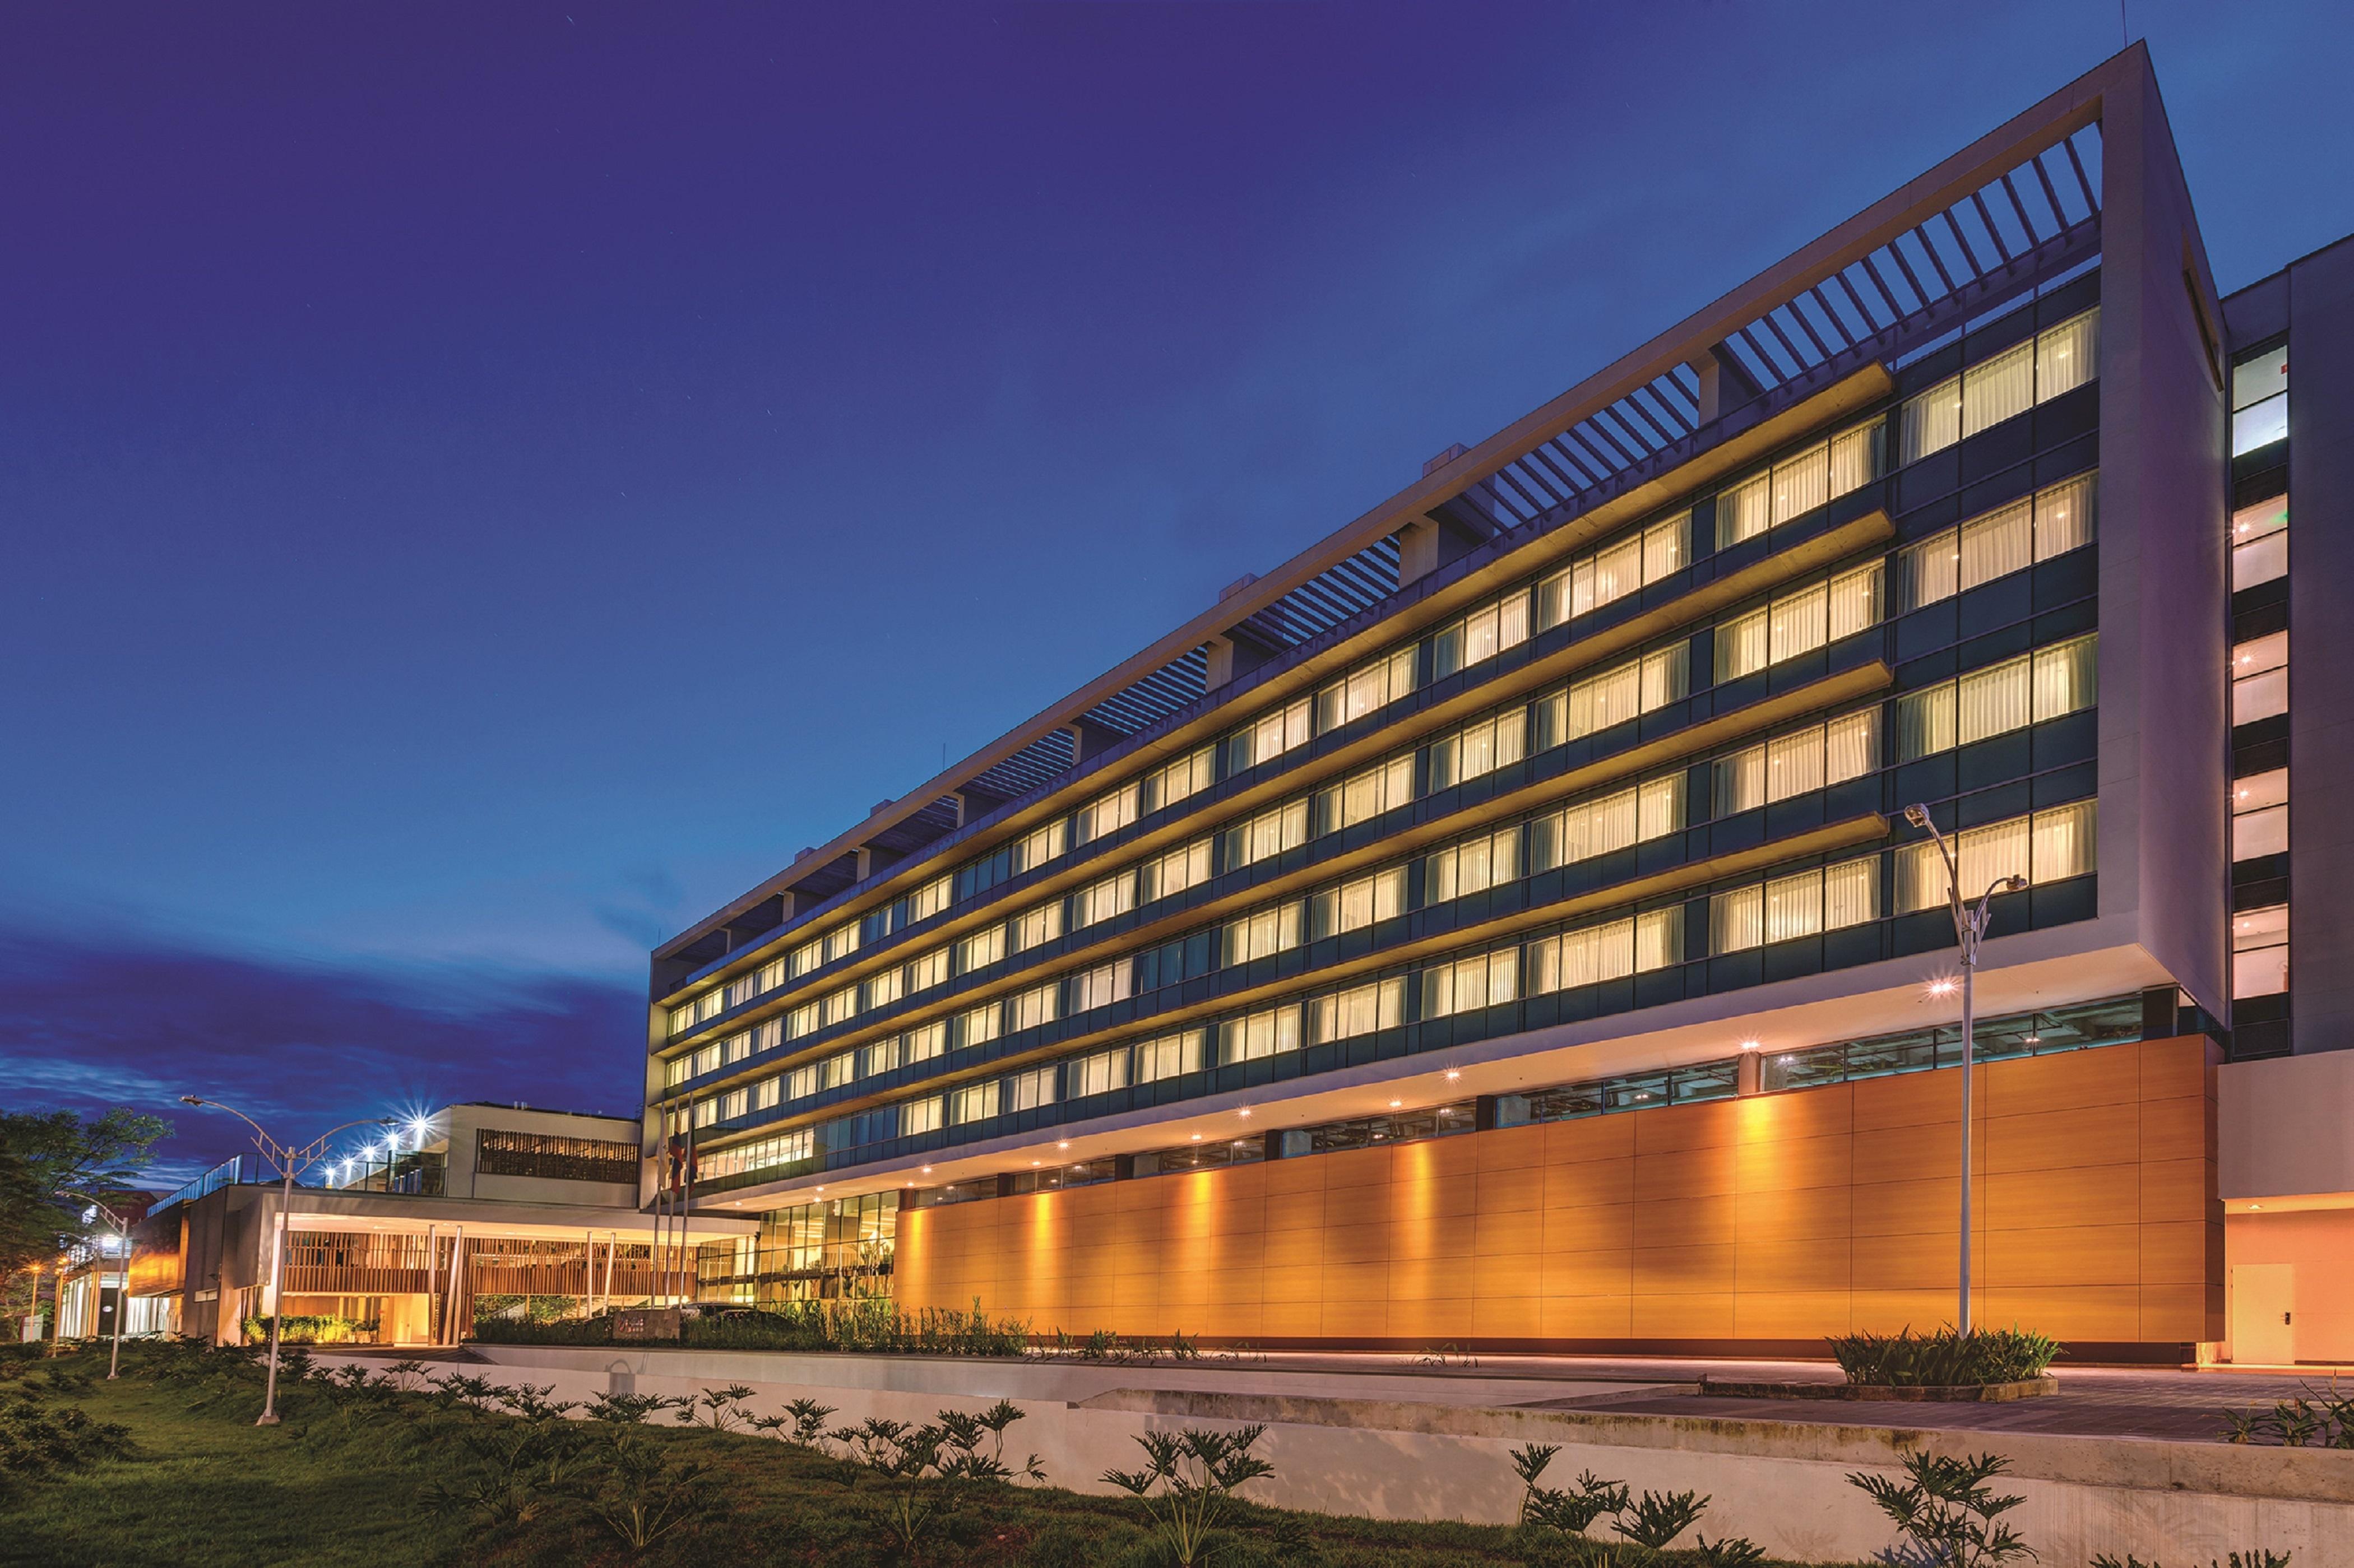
xmin=1102 ymin=1424 xmax=1276 ymax=1568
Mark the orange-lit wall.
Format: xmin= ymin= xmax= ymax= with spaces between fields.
xmin=894 ymin=1036 xmax=2222 ymax=1350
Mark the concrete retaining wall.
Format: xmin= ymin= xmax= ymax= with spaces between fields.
xmin=451 ymin=1345 xmax=2354 ymax=1565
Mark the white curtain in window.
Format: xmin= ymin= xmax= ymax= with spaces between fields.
xmin=1895 ymin=839 xmax=1945 ymax=913
xmin=1960 ymin=501 xmax=2033 ymax=591
xmin=1824 ymin=856 xmax=1879 ymax=928
xmin=1901 ymin=531 xmax=1961 ymax=610
xmin=1644 ymin=516 xmax=1688 ymax=582
xmin=1770 ymin=582 xmax=1829 ymax=662
xmin=2031 ymin=800 xmax=2097 ymax=883
xmin=902 ymin=1097 xmax=943 ymax=1136
xmin=1642 ymin=646 xmax=1687 ymax=708
xmin=1529 ymin=918 xmax=1637 ymax=991
xmin=1902 ymin=378 xmax=1962 ymax=463
xmin=1635 ymin=907 xmax=1681 ymax=971
xmin=1827 ymin=421 xmax=1882 ymax=496
xmin=1829 ymin=563 xmax=1882 ymax=641
xmin=2036 ymin=308 xmax=2099 ymax=400
xmin=1772 ymin=445 xmax=1829 ymax=525
xmin=1134 ymin=1031 xmax=1203 ymax=1083
xmin=1962 ymin=341 xmax=2036 ymax=438
xmin=2032 ymin=636 xmax=2098 ymax=721
xmin=1824 ymin=708 xmax=1878 ymax=783
xmin=1711 ymin=885 xmax=1764 ymax=953
xmin=1220 ymin=1005 xmax=1300 ymax=1064
xmin=1765 ymin=870 xmax=1824 ymax=943
xmin=905 ymin=1021 xmax=945 ymax=1063
xmin=1718 ymin=474 xmax=1772 ymax=547
xmin=1898 ymin=684 xmax=1956 ymax=759
xmin=1717 ymin=610 xmax=1770 ymax=683
xmin=2035 ymin=472 xmax=2097 ymax=560
xmin=1716 ymin=746 xmax=1765 ymax=816
xmin=1767 ymin=727 xmax=1825 ymax=802
xmin=1638 ymin=774 xmax=1684 ymax=839
xmin=1589 ymin=534 xmax=1644 ymax=610
xmin=1956 ymin=815 xmax=2031 ymax=893
xmin=1958 ymin=658 xmax=2032 ymax=746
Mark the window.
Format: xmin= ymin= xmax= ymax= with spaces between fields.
xmin=957 ymin=818 xmax=1070 ymax=902
xmin=1420 ymin=948 xmax=1519 ymax=1019
xmin=1069 ymin=871 xmax=1135 ymax=929
xmin=905 ymin=947 xmax=950 ymax=994
xmin=956 ymin=1002 xmax=1001 ymax=1049
xmin=903 ymin=1020 xmax=946 ymax=1064
xmin=1710 ymin=856 xmax=1879 ymax=952
xmin=1548 ymin=644 xmax=1690 ymax=742
xmin=2231 ymin=344 xmax=2288 ymax=456
xmin=949 ymin=1082 xmax=999 ymax=1125
xmin=1307 ymin=977 xmax=1404 ymax=1043
xmin=1428 ymin=710 xmax=1527 ymax=792
xmin=476 ymin=1130 xmax=640 ymax=1184
xmin=1005 ymin=981 xmax=1058 ymax=1032
xmin=904 ymin=874 xmax=953 ymax=928
xmin=2232 ymin=905 xmax=2288 ymax=998
xmin=1901 ymin=308 xmax=2099 ymax=462
xmin=1524 ymin=909 xmax=1681 ymax=991
xmin=1067 ymin=961 xmax=1132 ymax=1013
xmin=787 ymin=1063 xmax=817 ymax=1101
xmin=1717 ymin=563 xmax=1882 ymax=682
xmin=1229 ymin=696 xmax=1312 ymax=772
xmin=956 ymin=925 xmax=1006 ymax=974
xmin=1315 ymin=753 xmax=1416 ymax=835
xmin=1315 ymin=647 xmax=1418 ymax=732
xmin=1005 ymin=1066 xmax=1056 ymax=1112
xmin=902 ymin=1096 xmax=943 ymax=1136
xmin=1309 ymin=866 xmax=1405 ymax=937
xmin=2231 ymin=497 xmax=2288 ymax=591
xmin=1716 ymin=708 xmax=1879 ymax=815
xmin=1226 ymin=799 xmax=1308 ymax=869
xmin=753 ymin=1077 xmax=781 ymax=1111
xmin=1716 ymin=420 xmax=1884 ymax=548
xmin=1075 ymin=781 xmax=1140 ymax=846
xmin=1068 ymin=1047 xmax=1129 ymax=1098
xmin=1144 ymin=747 xmax=1216 ymax=813
xmin=719 ymin=1087 xmax=748 ymax=1120
xmin=1895 ymin=800 xmax=2097 ymax=912
xmin=786 ymin=1000 xmax=820 ymax=1041
xmin=1899 ymin=472 xmax=2097 ymax=613
xmin=2232 ymin=632 xmax=2287 ymax=726
xmin=1896 ymin=635 xmax=2097 ymax=760
xmin=1010 ymin=901 xmax=1064 ymax=953
xmin=862 ymin=967 xmax=903 ymax=1011
xmin=1425 ymin=823 xmax=1521 ymax=903
xmin=1139 ymin=839 xmax=1212 ymax=903
xmin=1132 ymin=1029 xmax=1204 ymax=1083
xmin=819 ymin=984 xmax=858 ymax=1027
xmin=1530 ymin=776 xmax=1684 ymax=870
xmin=1223 ymin=902 xmax=1303 ymax=964
xmin=1218 ymin=1004 xmax=1301 ymax=1064
xmin=2232 ymin=769 xmax=2288 ymax=861
xmin=859 ymin=1035 xmax=904 ymax=1078
xmin=1540 ymin=512 xmax=1689 ymax=624
xmin=1432 ymin=590 xmax=1532 ymax=679
xmin=701 ymin=1128 xmax=813 ymax=1182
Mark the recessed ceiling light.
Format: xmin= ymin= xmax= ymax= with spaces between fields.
xmin=1189 ymin=1133 xmax=1202 ymax=1142
xmin=1388 ymin=1098 xmax=1402 ymax=1108
xmin=920 ymin=1166 xmax=932 ymax=1173
xmin=1444 ymin=1069 xmax=1461 ymax=1081
xmin=1238 ymin=1107 xmax=1252 ymax=1118
xmin=1058 ymin=1140 xmax=1070 ymax=1149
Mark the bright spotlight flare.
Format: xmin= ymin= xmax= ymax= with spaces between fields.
xmin=1898 ymin=804 xmax=2028 ymax=1335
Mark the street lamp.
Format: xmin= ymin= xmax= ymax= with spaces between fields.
xmin=178 ymin=1097 xmax=395 ymax=1425
xmin=1902 ymin=803 xmax=2028 ymax=1334
xmin=55 ymin=1189 xmax=135 ymax=1380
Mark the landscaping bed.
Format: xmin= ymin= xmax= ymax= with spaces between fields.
xmin=1697 ymin=1374 xmax=2059 ymax=1402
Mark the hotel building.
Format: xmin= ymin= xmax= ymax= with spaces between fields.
xmin=643 ymin=47 xmax=2351 ymax=1361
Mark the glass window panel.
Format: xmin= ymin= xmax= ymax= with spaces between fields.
xmin=1827 ymin=421 xmax=1881 ymax=496
xmin=1638 ymin=774 xmax=1684 ymax=840
xmin=2232 ymin=632 xmax=2288 ymax=725
xmin=2232 ymin=396 xmax=2288 ymax=457
xmin=1716 ymin=745 xmax=1764 ymax=816
xmin=1894 ymin=839 xmax=1946 ymax=913
xmin=1957 ymin=814 xmax=2031 ymax=891
xmin=1901 ymin=375 xmax=1962 ymax=463
xmin=1962 ymin=341 xmax=2035 ymax=437
xmin=2233 ymin=531 xmax=2289 ymax=591
xmin=1711 ymin=885 xmax=1763 ymax=953
xmin=1717 ymin=610 xmax=1769 ymax=682
xmin=2233 ymin=802 xmax=2288 ymax=860
xmin=1767 ymin=727 xmax=1824 ymax=802
xmin=1769 ymin=582 xmax=1828 ymax=662
xmin=2034 ymin=309 xmax=2098 ymax=401
xmin=1958 ymin=657 xmax=2032 ymax=745
xmin=1824 ymin=856 xmax=1879 ymax=929
xmin=1959 ymin=500 xmax=2032 ymax=590
xmin=1901 ymin=530 xmax=1960 ymax=610
xmin=1771 ymin=444 xmax=1829 ymax=524
xmin=2231 ymin=905 xmax=2288 ymax=998
xmin=1824 ymin=707 xmax=1878 ymax=783
xmin=2028 ymin=800 xmax=2096 ymax=883
xmin=1718 ymin=474 xmax=1771 ymax=548
xmin=2031 ymin=635 xmax=2098 ymax=722
xmin=1635 ymin=907 xmax=1681 ymax=971
xmin=2034 ymin=472 xmax=2097 ymax=560
xmin=1764 ymin=870 xmax=1824 ymax=943
xmin=1828 ymin=562 xmax=1882 ymax=642
xmin=2232 ymin=345 xmax=2288 ymax=412
xmin=1644 ymin=514 xmax=1688 ymax=582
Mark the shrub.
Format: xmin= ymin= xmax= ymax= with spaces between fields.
xmin=239 ymin=1314 xmax=378 ymax=1346
xmin=0 ymin=1392 xmax=135 ymax=1486
xmin=2218 ymin=1387 xmax=2354 ymax=1447
xmin=832 ymin=1400 xmax=1046 ymax=1558
xmin=2093 ymin=1554 xmax=2292 ymax=1568
xmin=1103 ymin=1424 xmax=1276 ymax=1568
xmin=581 ymin=1428 xmax=725 ymax=1552
xmin=1825 ymin=1325 xmax=2060 ymax=1386
xmin=1506 ymin=1448 xmax=1759 ymax=1565
xmin=1846 ymin=1450 xmax=2033 ymax=1566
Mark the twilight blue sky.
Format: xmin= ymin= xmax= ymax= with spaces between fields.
xmin=3 ymin=2 xmax=2347 ymax=1179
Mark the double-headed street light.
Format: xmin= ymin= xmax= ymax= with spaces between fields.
xmin=55 ymin=1189 xmax=135 ymax=1380
xmin=177 ymin=1097 xmax=395 ymax=1426
xmin=1902 ymin=804 xmax=2028 ymax=1334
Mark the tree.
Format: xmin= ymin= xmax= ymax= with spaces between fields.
xmin=0 ymin=1108 xmax=174 ymax=1276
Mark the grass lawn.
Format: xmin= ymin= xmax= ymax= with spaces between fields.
xmin=0 ymin=1340 xmax=1833 ymax=1567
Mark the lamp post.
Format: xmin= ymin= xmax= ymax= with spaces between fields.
xmin=177 ymin=1097 xmax=395 ymax=1425
xmin=56 ymin=1190 xmax=135 ymax=1380
xmin=1902 ymin=804 xmax=2028 ymax=1335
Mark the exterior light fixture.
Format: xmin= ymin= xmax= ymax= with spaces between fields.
xmin=1388 ymin=1098 xmax=1402 ymax=1108
xmin=1056 ymin=1140 xmax=1069 ymax=1149
xmin=1444 ymin=1069 xmax=1462 ymax=1082
xmin=920 ymin=1166 xmax=932 ymax=1174
xmin=1738 ymin=1040 xmax=1760 ymax=1052
xmin=1237 ymin=1107 xmax=1252 ymax=1119
xmin=1030 ymin=1160 xmax=1041 ymax=1167
xmin=1926 ymin=976 xmax=1958 ymax=998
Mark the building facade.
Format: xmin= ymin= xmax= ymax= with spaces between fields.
xmin=644 ymin=47 xmax=2350 ymax=1358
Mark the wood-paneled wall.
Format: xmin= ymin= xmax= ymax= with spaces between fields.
xmin=894 ymin=1036 xmax=2222 ymax=1348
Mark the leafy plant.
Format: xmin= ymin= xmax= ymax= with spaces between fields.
xmin=1612 ymin=1488 xmax=1708 ymax=1550
xmin=1826 ymin=1325 xmax=2060 ymax=1386
xmin=0 ymin=1391 xmax=135 ymax=1486
xmin=1846 ymin=1450 xmax=2034 ymax=1566
xmin=753 ymin=1396 xmax=837 ymax=1448
xmin=2215 ymin=1386 xmax=2354 ymax=1448
xmin=675 ymin=1383 xmax=756 ymax=1431
xmin=832 ymin=1402 xmax=1045 ymax=1558
xmin=2093 ymin=1555 xmax=2291 ymax=1568
xmin=580 ymin=1429 xmax=722 ymax=1552
xmin=494 ymin=1381 xmax=581 ymax=1423
xmin=582 ymin=1389 xmax=689 ymax=1425
xmin=1510 ymin=1446 xmax=1627 ymax=1533
xmin=1102 ymin=1423 xmax=1277 ymax=1568
xmin=1693 ymin=1535 xmax=1768 ymax=1567
xmin=421 ymin=1419 xmax=592 ymax=1530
